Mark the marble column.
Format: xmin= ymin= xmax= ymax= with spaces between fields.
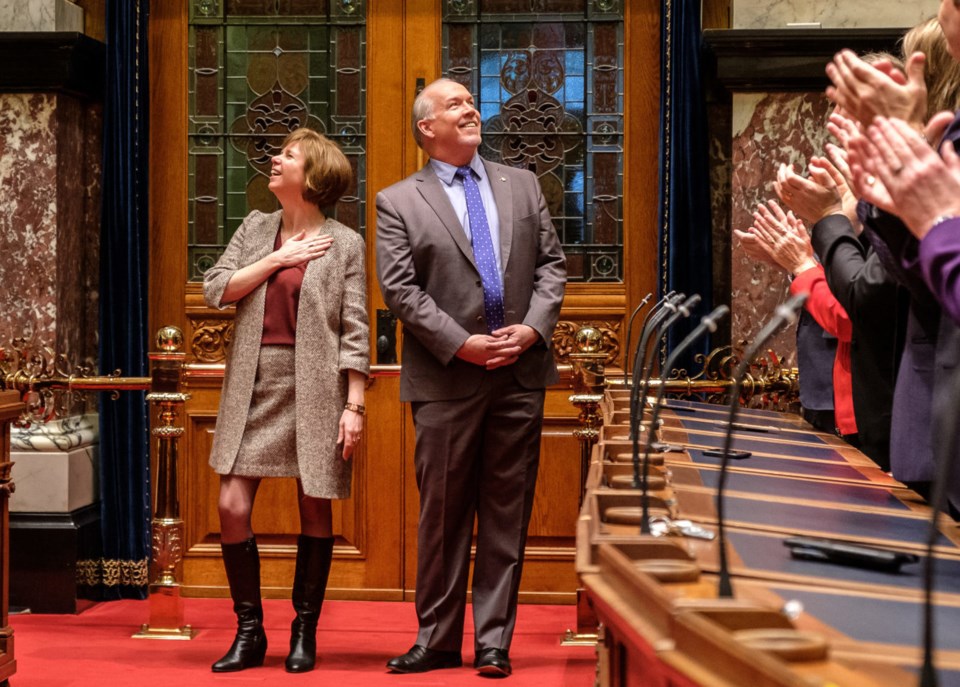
xmin=0 ymin=28 xmax=103 ymax=612
xmin=728 ymin=91 xmax=832 ymax=367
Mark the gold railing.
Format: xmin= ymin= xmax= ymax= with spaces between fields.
xmin=0 ymin=326 xmax=194 ymax=640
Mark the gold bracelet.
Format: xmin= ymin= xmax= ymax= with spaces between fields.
xmin=344 ymin=402 xmax=366 ymax=415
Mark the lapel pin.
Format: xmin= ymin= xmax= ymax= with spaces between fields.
xmin=500 ymin=176 xmax=506 ymax=182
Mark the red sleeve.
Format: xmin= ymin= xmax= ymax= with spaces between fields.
xmin=790 ymin=265 xmax=852 ymax=342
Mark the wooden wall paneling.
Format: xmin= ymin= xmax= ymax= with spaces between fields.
xmin=76 ymin=0 xmax=106 ymax=42
xmin=623 ymin=1 xmax=662 ymax=319
xmin=701 ymin=0 xmax=732 ymax=30
xmin=365 ymin=3 xmax=407 ymax=323
xmin=148 ymin=2 xmax=188 ymax=340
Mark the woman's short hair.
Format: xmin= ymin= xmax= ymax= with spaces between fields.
xmin=902 ymin=18 xmax=960 ymax=116
xmin=280 ymin=128 xmax=353 ymax=207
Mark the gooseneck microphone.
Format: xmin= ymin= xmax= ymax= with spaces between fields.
xmin=630 ymin=293 xmax=683 ymax=393
xmin=630 ymin=293 xmax=686 ymax=468
xmin=715 ymin=293 xmax=807 ymax=597
xmin=638 ymin=305 xmax=730 ymax=534
xmin=637 ymin=294 xmax=702 ymax=411
xmin=623 ymin=291 xmax=666 ymax=384
xmin=630 ymin=294 xmax=701 ymax=525
xmin=628 ymin=294 xmax=686 ymax=456
xmin=918 ymin=358 xmax=960 ymax=686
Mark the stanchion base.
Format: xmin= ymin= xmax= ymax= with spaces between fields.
xmin=132 ymin=623 xmax=197 ymax=640
xmin=132 ymin=581 xmax=196 ymax=640
xmin=560 ymin=628 xmax=598 ymax=646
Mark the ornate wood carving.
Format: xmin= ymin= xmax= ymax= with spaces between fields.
xmin=552 ymin=320 xmax=621 ymax=368
xmin=189 ymin=319 xmax=234 ymax=363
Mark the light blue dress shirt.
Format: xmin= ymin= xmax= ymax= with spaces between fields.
xmin=429 ymin=154 xmax=503 ymax=283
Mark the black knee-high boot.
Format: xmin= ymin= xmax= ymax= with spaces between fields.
xmin=285 ymin=535 xmax=334 ymax=673
xmin=211 ymin=538 xmax=268 ymax=672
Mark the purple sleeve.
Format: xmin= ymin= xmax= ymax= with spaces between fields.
xmin=919 ymin=218 xmax=960 ymax=325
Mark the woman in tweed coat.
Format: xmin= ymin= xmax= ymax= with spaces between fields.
xmin=203 ymin=129 xmax=369 ymax=674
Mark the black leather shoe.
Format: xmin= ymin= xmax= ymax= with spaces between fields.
xmin=474 ymin=648 xmax=511 ymax=677
xmin=386 ymin=644 xmax=462 ymax=673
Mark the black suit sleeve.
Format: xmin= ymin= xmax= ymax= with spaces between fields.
xmin=810 ymin=214 xmax=898 ymax=321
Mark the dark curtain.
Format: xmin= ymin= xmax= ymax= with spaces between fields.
xmin=96 ymin=0 xmax=151 ymax=600
xmin=657 ymin=0 xmax=714 ymax=369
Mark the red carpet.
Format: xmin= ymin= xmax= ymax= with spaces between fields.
xmin=10 ymin=599 xmax=596 ymax=686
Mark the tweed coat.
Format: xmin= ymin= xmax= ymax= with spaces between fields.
xmin=204 ymin=209 xmax=370 ymax=498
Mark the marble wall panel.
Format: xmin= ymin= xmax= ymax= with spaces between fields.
xmin=0 ymin=0 xmax=83 ymax=32
xmin=729 ymin=91 xmax=832 ymax=368
xmin=0 ymin=92 xmax=100 ymax=365
xmin=0 ymin=93 xmax=59 ymax=348
xmin=732 ymin=0 xmax=935 ymax=29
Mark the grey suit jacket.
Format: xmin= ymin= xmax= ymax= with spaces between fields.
xmin=376 ymin=159 xmax=566 ymax=402
xmin=204 ymin=210 xmax=370 ymax=498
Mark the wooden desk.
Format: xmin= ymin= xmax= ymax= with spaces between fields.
xmin=579 ymin=396 xmax=956 ymax=687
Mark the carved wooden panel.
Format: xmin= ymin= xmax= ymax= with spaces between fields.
xmin=180 ymin=373 xmax=405 ymax=598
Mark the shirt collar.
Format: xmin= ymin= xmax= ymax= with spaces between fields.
xmin=430 ymin=153 xmax=486 ymax=187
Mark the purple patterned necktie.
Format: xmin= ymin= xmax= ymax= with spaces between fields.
xmin=456 ymin=165 xmax=504 ymax=333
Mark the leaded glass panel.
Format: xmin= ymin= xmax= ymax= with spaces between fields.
xmin=188 ymin=2 xmax=366 ymax=281
xmin=442 ymin=1 xmax=623 ymax=282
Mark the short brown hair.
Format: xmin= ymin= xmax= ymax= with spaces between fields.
xmin=280 ymin=128 xmax=353 ymax=207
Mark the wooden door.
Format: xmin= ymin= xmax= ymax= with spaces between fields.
xmin=148 ymin=1 xmax=659 ymax=602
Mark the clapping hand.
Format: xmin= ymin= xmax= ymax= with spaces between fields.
xmin=747 ymin=201 xmax=817 ymax=276
xmin=774 ymin=162 xmax=844 ymax=225
xmin=825 ymin=49 xmax=927 ymax=129
xmin=856 ymin=116 xmax=960 ymax=238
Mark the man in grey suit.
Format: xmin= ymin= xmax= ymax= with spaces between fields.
xmin=376 ymin=78 xmax=566 ymax=677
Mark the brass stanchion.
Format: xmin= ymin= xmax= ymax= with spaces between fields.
xmin=133 ymin=327 xmax=196 ymax=640
xmin=562 ymin=327 xmax=606 ymax=647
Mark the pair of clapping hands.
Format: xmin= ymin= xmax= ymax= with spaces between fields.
xmin=735 ymin=201 xmax=817 ymax=277
xmin=735 ymin=133 xmax=858 ymax=277
xmin=777 ymin=49 xmax=960 ymax=240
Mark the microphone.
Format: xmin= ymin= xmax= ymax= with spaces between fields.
xmin=918 ymin=354 xmax=960 ymax=686
xmin=623 ymin=291 xmax=666 ymax=384
xmin=636 ymin=294 xmax=702 ymax=444
xmin=638 ymin=305 xmax=730 ymax=533
xmin=630 ymin=294 xmax=701 ymax=522
xmin=630 ymin=293 xmax=683 ymax=393
xmin=628 ymin=293 xmax=685 ymax=452
xmin=716 ymin=293 xmax=807 ymax=597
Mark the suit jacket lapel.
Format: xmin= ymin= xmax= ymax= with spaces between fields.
xmin=484 ymin=159 xmax=514 ymax=275
xmin=415 ymin=164 xmax=477 ymax=268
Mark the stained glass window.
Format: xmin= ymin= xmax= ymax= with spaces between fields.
xmin=443 ymin=0 xmax=623 ymax=282
xmin=188 ymin=0 xmax=366 ymax=281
